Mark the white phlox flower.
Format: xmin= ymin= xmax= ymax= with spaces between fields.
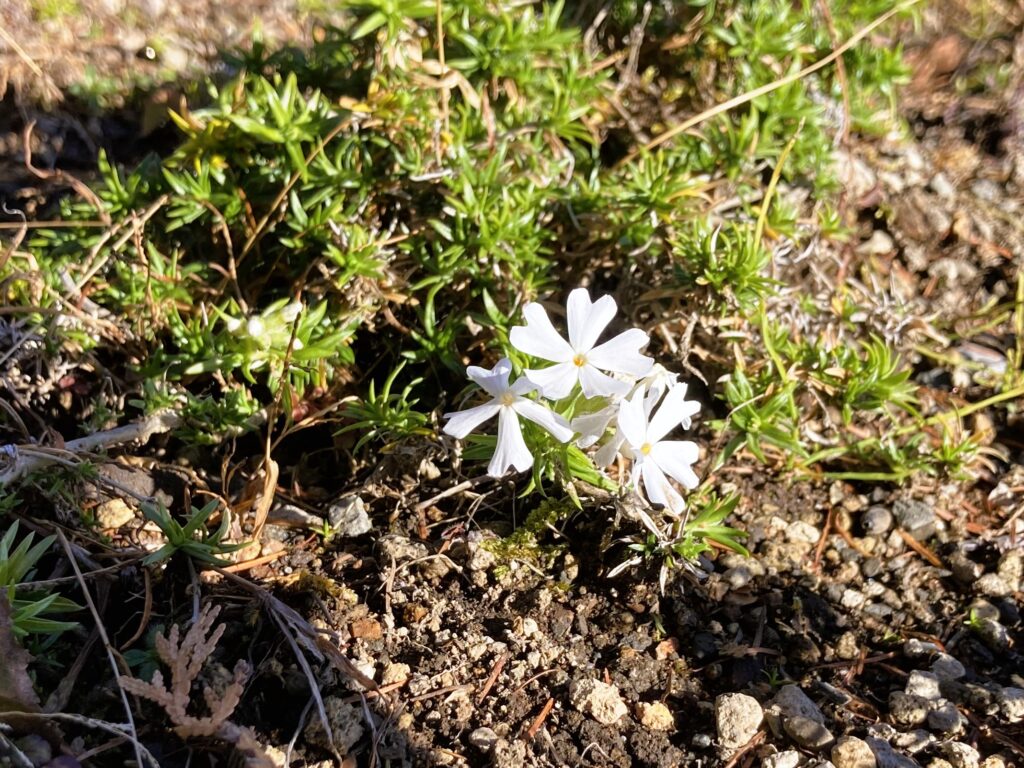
xmin=442 ymin=358 xmax=574 ymax=478
xmin=617 ymin=386 xmax=701 ymax=514
xmin=592 ymin=367 xmax=701 ymax=468
xmin=509 ymin=288 xmax=654 ymax=400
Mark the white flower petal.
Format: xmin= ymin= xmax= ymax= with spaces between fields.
xmin=572 ymin=407 xmax=616 ymax=449
xmin=512 ymin=398 xmax=574 ymax=443
xmin=594 ymin=429 xmax=626 ymax=467
xmin=579 ymin=363 xmax=631 ymax=399
xmin=650 ymin=441 xmax=700 ymax=489
xmin=587 ymin=329 xmax=654 ymax=376
xmin=567 ymin=289 xmax=617 ymax=353
xmin=617 ymin=390 xmax=648 ymax=448
xmin=509 ymin=375 xmax=539 ymax=396
xmin=467 ymin=358 xmax=513 ymax=398
xmin=442 ymin=401 xmax=501 ymax=439
xmin=640 ymin=459 xmax=685 ymax=513
xmin=509 ymin=302 xmax=573 ymax=362
xmin=648 ymin=384 xmax=698 ymax=443
xmin=489 ymin=407 xmax=534 ymax=476
xmin=523 ymin=361 xmax=578 ymax=400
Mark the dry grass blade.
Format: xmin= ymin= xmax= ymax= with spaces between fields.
xmin=55 ymin=529 xmax=145 ymax=768
xmin=619 ymin=0 xmax=921 ymax=165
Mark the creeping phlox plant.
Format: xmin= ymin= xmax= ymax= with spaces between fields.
xmin=444 ymin=288 xmax=703 ymax=517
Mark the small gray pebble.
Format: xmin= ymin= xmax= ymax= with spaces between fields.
xmin=783 ymin=715 xmax=835 ymax=751
xmin=927 ymin=700 xmax=965 ymax=734
xmin=862 ymin=506 xmax=893 ymax=535
xmin=930 ymin=654 xmax=966 ymax=681
xmin=862 ymin=557 xmax=883 ymax=578
xmin=468 ymin=727 xmax=499 ymax=753
xmin=866 ymin=738 xmax=923 ymax=768
xmin=893 ymin=499 xmax=936 ymax=540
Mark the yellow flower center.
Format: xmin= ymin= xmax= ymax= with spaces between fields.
xmin=500 ymin=392 xmax=517 ymax=406
xmin=573 ymin=354 xmax=587 ymax=367
xmin=640 ymin=442 xmax=652 ymax=456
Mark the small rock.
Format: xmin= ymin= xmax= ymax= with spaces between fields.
xmin=940 ymin=742 xmax=979 ymax=768
xmin=866 ymin=738 xmax=922 ymax=768
xmin=836 ymin=632 xmax=860 ymax=660
xmin=832 ymin=736 xmax=877 ymax=768
xmin=905 ymin=672 xmax=941 ymax=701
xmin=892 ymin=730 xmax=934 ymax=754
xmin=996 ymin=687 xmax=1024 ymax=722
xmin=948 ymin=550 xmax=983 ymax=584
xmin=841 ymin=589 xmax=867 ymax=610
xmin=715 ymin=692 xmax=764 ymax=748
xmin=350 ymin=617 xmax=382 ymax=641
xmin=974 ymin=573 xmax=1011 ymax=598
xmin=764 ymin=750 xmax=803 ymax=768
xmin=862 ymin=558 xmax=883 ymax=578
xmin=997 ymin=550 xmax=1022 ymax=591
xmin=468 ymin=727 xmax=499 ymax=753
xmin=304 ymin=697 xmax=365 ymax=753
xmin=857 ymin=230 xmax=895 ymax=256
xmin=692 ymin=733 xmax=713 ymax=748
xmin=787 ymin=521 xmax=822 ymax=544
xmin=926 ymin=700 xmax=965 ymax=733
xmin=889 ymin=692 xmax=930 ymax=727
xmin=773 ymin=685 xmax=825 ymax=723
xmin=267 ymin=503 xmax=321 ymax=528
xmin=784 ymin=715 xmax=834 ymax=752
xmin=329 ymin=496 xmax=372 ymax=537
xmin=904 ymin=639 xmax=941 ymax=658
xmin=570 ymin=678 xmax=628 ymax=725
xmin=95 ymin=498 xmax=136 ymax=529
xmin=637 ymin=701 xmax=675 ymax=731
xmin=862 ymin=506 xmax=893 ymax=535
xmin=930 ymin=654 xmax=966 ymax=681
xmin=968 ymin=599 xmax=1000 ymax=621
xmin=973 ymin=618 xmax=1009 ymax=650
xmin=380 ymin=662 xmax=410 ymax=686
xmin=929 ymin=173 xmax=955 ymax=199
xmin=893 ymin=499 xmax=936 ymax=541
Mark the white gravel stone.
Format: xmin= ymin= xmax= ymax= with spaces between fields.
xmin=786 ymin=520 xmax=822 ymax=544
xmin=927 ymin=700 xmax=966 ymax=733
xmin=763 ymin=750 xmax=802 ymax=768
xmin=905 ymin=671 xmax=941 ymax=700
xmin=832 ymin=736 xmax=877 ymax=768
xmin=716 ymin=692 xmax=764 ymax=749
xmin=569 ymin=678 xmax=628 ymax=725
xmin=941 ymin=742 xmax=980 ymax=768
xmin=329 ymin=495 xmax=372 ymax=537
xmin=903 ymin=638 xmax=941 ymax=658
